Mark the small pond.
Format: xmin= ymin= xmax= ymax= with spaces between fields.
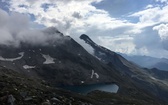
xmin=60 ymin=83 xmax=119 ymax=95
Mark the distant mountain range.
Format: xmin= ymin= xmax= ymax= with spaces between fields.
xmin=120 ymin=54 xmax=168 ymax=71
xmin=0 ymin=29 xmax=168 ymax=104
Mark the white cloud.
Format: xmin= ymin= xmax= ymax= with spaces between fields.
xmin=97 ymin=35 xmax=135 ymax=54
xmin=0 ymin=29 xmax=14 ymax=45
xmin=145 ymin=5 xmax=154 ymax=9
xmin=131 ymin=5 xmax=168 ymax=24
xmin=6 ymin=0 xmax=135 ymax=37
xmin=7 ymin=0 xmax=106 ymax=34
xmin=0 ymin=8 xmax=68 ymax=47
xmin=131 ymin=7 xmax=160 ymax=26
xmin=2 ymin=0 xmax=168 ymax=58
xmin=153 ymin=23 xmax=168 ymax=40
xmin=153 ymin=23 xmax=168 ymax=50
xmin=126 ymin=3 xmax=168 ymax=57
xmin=6 ymin=0 xmax=138 ymax=54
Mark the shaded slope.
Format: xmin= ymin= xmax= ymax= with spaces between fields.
xmin=0 ymin=66 xmax=161 ymax=105
xmin=0 ymin=31 xmax=120 ymax=86
xmin=80 ymin=34 xmax=168 ymax=104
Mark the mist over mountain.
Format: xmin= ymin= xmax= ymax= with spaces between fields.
xmin=0 ymin=9 xmax=69 ymax=47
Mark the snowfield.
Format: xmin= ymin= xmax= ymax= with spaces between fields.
xmin=0 ymin=52 xmax=24 ymax=62
xmin=42 ymin=54 xmax=55 ymax=64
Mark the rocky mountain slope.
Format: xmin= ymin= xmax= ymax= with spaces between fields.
xmin=0 ymin=29 xmax=168 ymax=104
xmin=0 ymin=66 xmax=161 ymax=105
xmin=80 ymin=34 xmax=168 ymax=104
xmin=145 ymin=68 xmax=168 ymax=80
xmin=0 ymin=30 xmax=120 ymax=86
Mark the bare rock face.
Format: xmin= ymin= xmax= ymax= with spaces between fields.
xmin=0 ymin=33 xmax=119 ymax=86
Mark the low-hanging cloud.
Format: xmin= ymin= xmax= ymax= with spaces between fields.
xmin=0 ymin=8 xmax=67 ymax=47
xmin=153 ymin=23 xmax=168 ymax=50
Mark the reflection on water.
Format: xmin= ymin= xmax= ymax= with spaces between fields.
xmin=60 ymin=83 xmax=119 ymax=94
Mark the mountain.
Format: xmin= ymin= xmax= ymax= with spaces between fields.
xmin=153 ymin=61 xmax=168 ymax=71
xmin=0 ymin=66 xmax=162 ymax=105
xmin=0 ymin=30 xmax=168 ymax=104
xmin=0 ymin=66 xmax=120 ymax=105
xmin=145 ymin=68 xmax=168 ymax=80
xmin=80 ymin=34 xmax=168 ymax=104
xmin=121 ymin=54 xmax=168 ymax=71
xmin=0 ymin=31 xmax=120 ymax=86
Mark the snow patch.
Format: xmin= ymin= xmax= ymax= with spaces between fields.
xmin=42 ymin=54 xmax=55 ymax=64
xmin=99 ymin=51 xmax=106 ymax=56
xmin=150 ymin=76 xmax=157 ymax=81
xmin=94 ymin=56 xmax=101 ymax=61
xmin=0 ymin=52 xmax=24 ymax=62
xmin=94 ymin=73 xmax=99 ymax=78
xmin=23 ymin=65 xmax=36 ymax=69
xmin=91 ymin=70 xmax=99 ymax=79
xmin=81 ymin=81 xmax=84 ymax=84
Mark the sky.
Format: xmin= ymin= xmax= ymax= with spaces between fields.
xmin=0 ymin=0 xmax=168 ymax=58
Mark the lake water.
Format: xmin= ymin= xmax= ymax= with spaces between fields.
xmin=60 ymin=83 xmax=119 ymax=94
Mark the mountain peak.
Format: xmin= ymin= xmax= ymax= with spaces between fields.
xmin=80 ymin=34 xmax=94 ymax=43
xmin=80 ymin=34 xmax=90 ymax=39
xmin=43 ymin=27 xmax=62 ymax=35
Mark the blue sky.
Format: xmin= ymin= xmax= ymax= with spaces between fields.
xmin=93 ymin=0 xmax=152 ymax=16
xmin=0 ymin=0 xmax=168 ymax=58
